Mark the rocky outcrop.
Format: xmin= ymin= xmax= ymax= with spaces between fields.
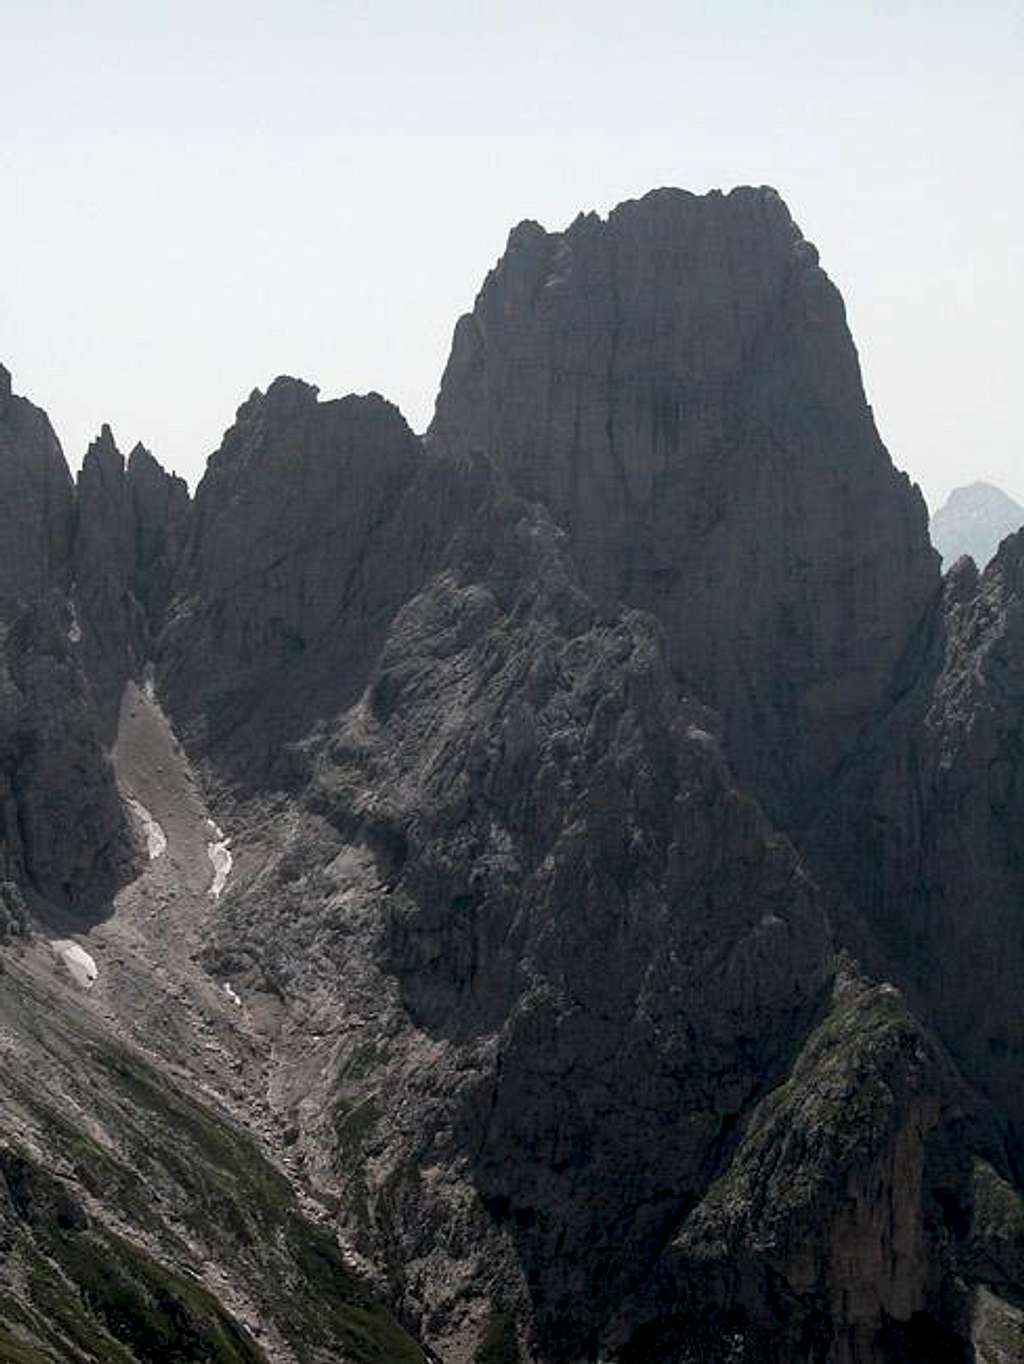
xmin=73 ymin=426 xmax=146 ymax=733
xmin=604 ymin=970 xmax=989 ymax=1363
xmin=814 ymin=531 xmax=1024 ymax=1156
xmin=206 ymin=488 xmax=839 ymax=1357
xmin=0 ymin=373 xmax=193 ymax=908
xmin=126 ymin=440 xmax=191 ymax=627
xmin=0 ymin=369 xmax=129 ymax=911
xmin=430 ymin=188 xmax=939 ymax=823
xmin=930 ymin=480 xmax=1024 ymax=570
xmin=2 ymin=185 xmax=1023 ymax=1364
xmin=73 ymin=428 xmax=191 ymax=734
xmin=157 ymin=378 xmax=472 ymax=782
xmin=202 ymin=478 xmax=1016 ymax=1362
xmin=0 ymin=602 xmax=130 ymax=909
xmin=0 ymin=363 xmax=74 ymax=604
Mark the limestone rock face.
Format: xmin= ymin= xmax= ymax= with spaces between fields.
xmin=0 ymin=366 xmax=74 ymax=604
xmin=203 ymin=477 xmax=1006 ymax=1362
xmin=74 ymin=426 xmax=146 ymax=733
xmin=126 ymin=441 xmax=191 ymax=627
xmin=73 ymin=428 xmax=192 ymax=733
xmin=430 ymin=187 xmax=939 ymax=822
xmin=208 ymin=487 xmax=836 ymax=1358
xmin=1 ymin=187 xmax=1023 ymax=1364
xmin=158 ymin=378 xmax=468 ymax=780
xmin=0 ymin=370 xmax=128 ymax=909
xmin=815 ymin=530 xmax=1024 ymax=1152
xmin=0 ymin=601 xmax=128 ymax=909
xmin=605 ymin=970 xmax=984 ymax=1364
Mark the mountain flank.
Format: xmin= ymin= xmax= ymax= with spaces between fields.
xmin=1 ymin=187 xmax=1022 ymax=1364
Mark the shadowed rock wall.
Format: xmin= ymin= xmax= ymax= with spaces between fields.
xmin=430 ymin=187 xmax=939 ymax=824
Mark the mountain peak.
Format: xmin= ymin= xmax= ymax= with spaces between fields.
xmin=430 ymin=184 xmax=936 ymax=823
xmin=931 ymin=479 xmax=1024 ymax=569
xmin=2 ymin=187 xmax=1022 ymax=1364
xmin=82 ymin=423 xmax=124 ymax=481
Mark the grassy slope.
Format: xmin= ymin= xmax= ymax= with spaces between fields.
xmin=0 ymin=956 xmax=424 ymax=1364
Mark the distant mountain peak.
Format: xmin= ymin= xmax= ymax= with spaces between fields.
xmin=931 ymin=479 xmax=1024 ymax=569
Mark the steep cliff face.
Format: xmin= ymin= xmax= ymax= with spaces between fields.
xmin=815 ymin=531 xmax=1024 ymax=1155
xmin=158 ymin=378 xmax=470 ymax=782
xmin=606 ymin=969 xmax=993 ymax=1364
xmin=2 ymin=185 xmax=1022 ymax=1364
xmin=0 ymin=369 xmax=128 ymax=910
xmin=0 ymin=603 xmax=129 ymax=909
xmin=125 ymin=440 xmax=192 ymax=627
xmin=73 ymin=429 xmax=191 ymax=735
xmin=430 ymin=188 xmax=939 ymax=823
xmin=203 ymin=486 xmax=837 ymax=1359
xmin=0 ymin=363 xmax=74 ymax=603
xmin=73 ymin=426 xmax=146 ymax=734
xmin=196 ymin=480 xmax=1013 ymax=1363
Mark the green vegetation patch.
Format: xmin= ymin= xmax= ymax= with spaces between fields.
xmin=284 ymin=1219 xmax=424 ymax=1363
xmin=334 ymin=1096 xmax=381 ymax=1158
xmin=40 ymin=1224 xmax=265 ymax=1363
xmin=685 ymin=976 xmax=939 ymax=1251
xmin=3 ymin=1146 xmax=263 ymax=1363
xmin=475 ymin=1309 xmax=523 ymax=1364
xmin=0 ymin=1322 xmax=53 ymax=1364
xmin=0 ymin=963 xmax=426 ymax=1363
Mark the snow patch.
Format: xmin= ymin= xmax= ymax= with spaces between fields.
xmin=223 ymin=982 xmax=242 ymax=1007
xmin=67 ymin=602 xmax=82 ymax=644
xmin=206 ymin=819 xmax=233 ymax=899
xmin=51 ymin=940 xmax=98 ymax=989
xmin=126 ymin=796 xmax=167 ymax=860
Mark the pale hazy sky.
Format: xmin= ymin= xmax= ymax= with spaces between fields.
xmin=1 ymin=2 xmax=1021 ymax=512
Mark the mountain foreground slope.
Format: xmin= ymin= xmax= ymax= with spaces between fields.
xmin=1 ymin=189 xmax=1022 ymax=1364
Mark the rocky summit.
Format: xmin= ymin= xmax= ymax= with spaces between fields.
xmin=0 ymin=187 xmax=1021 ymax=1364
xmin=429 ymin=189 xmax=937 ymax=826
xmin=930 ymin=480 xmax=1024 ymax=571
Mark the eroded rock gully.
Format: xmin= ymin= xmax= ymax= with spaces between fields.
xmin=1 ymin=187 xmax=1022 ymax=1364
